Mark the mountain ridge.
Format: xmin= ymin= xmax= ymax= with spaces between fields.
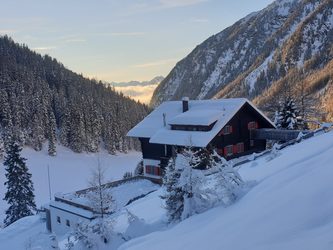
xmin=111 ymin=76 xmax=164 ymax=87
xmin=151 ymin=0 xmax=333 ymax=120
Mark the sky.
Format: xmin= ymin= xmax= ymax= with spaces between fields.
xmin=0 ymin=0 xmax=274 ymax=83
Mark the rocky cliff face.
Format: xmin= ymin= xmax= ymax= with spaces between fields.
xmin=151 ymin=0 xmax=333 ymax=119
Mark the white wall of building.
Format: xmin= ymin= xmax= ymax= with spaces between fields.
xmin=49 ymin=202 xmax=93 ymax=235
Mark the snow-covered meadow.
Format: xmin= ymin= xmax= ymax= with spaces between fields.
xmin=0 ymin=144 xmax=142 ymax=226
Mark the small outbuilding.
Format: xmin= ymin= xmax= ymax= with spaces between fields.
xmin=127 ymin=98 xmax=276 ymax=179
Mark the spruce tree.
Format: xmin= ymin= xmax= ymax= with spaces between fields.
xmin=275 ymin=98 xmax=302 ymax=130
xmin=3 ymin=141 xmax=36 ymax=226
xmin=0 ymin=133 xmax=4 ymax=158
xmin=161 ymin=158 xmax=184 ymax=223
xmin=48 ymin=110 xmax=57 ymax=156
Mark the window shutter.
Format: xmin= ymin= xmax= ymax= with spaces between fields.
xmin=230 ymin=125 xmax=233 ymax=133
xmin=256 ymin=122 xmax=259 ymax=129
xmin=224 ymin=147 xmax=228 ymax=156
xmin=145 ymin=166 xmax=149 ymax=174
xmin=233 ymin=145 xmax=238 ymax=154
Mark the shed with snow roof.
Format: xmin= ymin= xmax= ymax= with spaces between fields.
xmin=127 ymin=98 xmax=275 ymax=179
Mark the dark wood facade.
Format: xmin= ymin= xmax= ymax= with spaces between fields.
xmin=210 ymin=102 xmax=274 ymax=160
xmin=139 ymin=138 xmax=173 ymax=160
xmin=139 ymin=138 xmax=173 ymax=176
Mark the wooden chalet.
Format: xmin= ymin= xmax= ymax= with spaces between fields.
xmin=127 ymin=98 xmax=276 ymax=179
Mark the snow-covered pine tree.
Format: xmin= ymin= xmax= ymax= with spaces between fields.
xmin=3 ymin=141 xmax=36 ymax=226
xmin=162 ymin=148 xmax=206 ymax=222
xmin=188 ymin=146 xmax=217 ymax=170
xmin=0 ymin=132 xmax=4 ymax=158
xmin=275 ymin=98 xmax=302 ymax=130
xmin=59 ymin=106 xmax=71 ymax=148
xmin=121 ymin=137 xmax=128 ymax=153
xmin=163 ymin=147 xmax=245 ymax=223
xmin=273 ymin=110 xmax=283 ymax=129
xmin=134 ymin=160 xmax=143 ymax=176
xmin=161 ymin=157 xmax=184 ymax=223
xmin=48 ymin=109 xmax=57 ymax=156
xmin=178 ymin=148 xmax=206 ymax=220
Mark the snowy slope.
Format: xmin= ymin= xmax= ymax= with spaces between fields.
xmin=0 ymin=216 xmax=50 ymax=250
xmin=0 ymin=144 xmax=141 ymax=226
xmin=120 ymin=131 xmax=333 ymax=250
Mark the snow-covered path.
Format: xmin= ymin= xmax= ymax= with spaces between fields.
xmin=120 ymin=131 xmax=333 ymax=250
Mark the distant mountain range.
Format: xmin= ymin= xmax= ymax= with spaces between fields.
xmin=151 ymin=0 xmax=333 ymax=120
xmin=111 ymin=76 xmax=165 ymax=104
xmin=111 ymin=76 xmax=164 ymax=87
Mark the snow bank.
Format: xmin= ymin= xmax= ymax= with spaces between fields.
xmin=120 ymin=131 xmax=333 ymax=250
xmin=0 ymin=215 xmax=50 ymax=249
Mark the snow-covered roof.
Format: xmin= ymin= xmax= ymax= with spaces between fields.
xmin=127 ymin=98 xmax=275 ymax=147
xmin=169 ymin=109 xmax=222 ymax=126
xmin=49 ymin=201 xmax=95 ymax=219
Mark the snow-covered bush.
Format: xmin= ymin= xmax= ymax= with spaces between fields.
xmin=162 ymin=148 xmax=244 ymax=223
xmin=73 ymin=218 xmax=113 ymax=249
xmin=210 ymin=152 xmax=244 ymax=206
xmin=265 ymin=143 xmax=281 ymax=162
xmin=124 ymin=210 xmax=147 ymax=239
xmin=123 ymin=172 xmax=133 ymax=179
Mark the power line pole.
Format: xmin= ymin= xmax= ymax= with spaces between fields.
xmin=47 ymin=165 xmax=52 ymax=201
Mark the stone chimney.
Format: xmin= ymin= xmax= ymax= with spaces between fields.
xmin=182 ymin=97 xmax=189 ymax=112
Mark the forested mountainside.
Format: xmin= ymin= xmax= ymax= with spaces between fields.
xmin=151 ymin=0 xmax=333 ymax=120
xmin=0 ymin=36 xmax=149 ymax=155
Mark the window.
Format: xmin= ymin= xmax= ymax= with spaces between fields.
xmin=250 ymin=140 xmax=254 ymax=147
xmin=224 ymin=145 xmax=234 ymax=157
xmin=219 ymin=125 xmax=233 ymax=136
xmin=248 ymin=121 xmax=258 ymax=130
xmin=66 ymin=219 xmax=70 ymax=227
xmin=145 ymin=165 xmax=161 ymax=176
xmin=236 ymin=142 xmax=244 ymax=153
xmin=56 ymin=216 xmax=61 ymax=224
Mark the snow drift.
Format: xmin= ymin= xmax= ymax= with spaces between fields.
xmin=120 ymin=130 xmax=333 ymax=250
